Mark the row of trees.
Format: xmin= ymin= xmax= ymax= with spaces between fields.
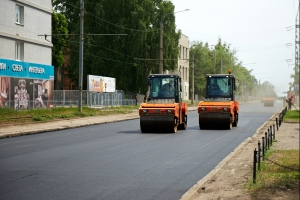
xmin=51 ymin=0 xmax=277 ymax=98
xmin=52 ymin=0 xmax=180 ymax=94
xmin=189 ymin=39 xmax=277 ymax=99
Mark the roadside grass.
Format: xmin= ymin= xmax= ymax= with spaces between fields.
xmin=283 ymin=110 xmax=299 ymax=123
xmin=245 ymin=149 xmax=299 ymax=197
xmin=0 ymin=105 xmax=139 ymax=124
xmin=245 ymin=110 xmax=300 ymax=197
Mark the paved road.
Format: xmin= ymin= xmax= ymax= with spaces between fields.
xmin=0 ymin=101 xmax=283 ymax=200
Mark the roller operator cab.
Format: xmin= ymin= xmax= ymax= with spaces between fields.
xmin=139 ymin=74 xmax=188 ymax=133
xmin=198 ymin=70 xmax=239 ymax=130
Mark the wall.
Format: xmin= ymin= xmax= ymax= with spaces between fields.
xmin=0 ymin=0 xmax=53 ymax=109
xmin=178 ymin=34 xmax=189 ymax=100
xmin=0 ymin=0 xmax=52 ymax=64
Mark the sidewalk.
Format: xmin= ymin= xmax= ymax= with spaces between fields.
xmin=0 ymin=111 xmax=141 ymax=138
xmin=0 ymin=107 xmax=197 ymax=138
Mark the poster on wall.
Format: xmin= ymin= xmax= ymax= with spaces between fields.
xmin=10 ymin=78 xmax=33 ymax=110
xmin=0 ymin=58 xmax=54 ymax=110
xmin=0 ymin=77 xmax=10 ymax=107
xmin=88 ymin=75 xmax=116 ymax=93
xmin=33 ymin=79 xmax=54 ymax=109
xmin=9 ymin=78 xmax=54 ymax=110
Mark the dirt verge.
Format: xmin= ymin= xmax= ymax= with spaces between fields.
xmin=181 ymin=112 xmax=299 ymax=200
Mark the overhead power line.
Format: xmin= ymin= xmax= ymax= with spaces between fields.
xmin=55 ymin=1 xmax=159 ymax=34
xmin=85 ymin=10 xmax=159 ymax=33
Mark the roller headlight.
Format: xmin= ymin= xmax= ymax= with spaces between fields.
xmin=167 ymin=110 xmax=172 ymax=113
xmin=142 ymin=110 xmax=148 ymax=113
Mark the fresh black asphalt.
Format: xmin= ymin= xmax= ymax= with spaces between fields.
xmin=0 ymin=101 xmax=283 ymax=200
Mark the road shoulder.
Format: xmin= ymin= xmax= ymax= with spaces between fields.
xmin=181 ymin=110 xmax=299 ymax=200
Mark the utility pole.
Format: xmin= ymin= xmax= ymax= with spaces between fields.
xmin=78 ymin=0 xmax=84 ymax=113
xmin=213 ymin=50 xmax=216 ymax=73
xmin=295 ymin=1 xmax=300 ymax=100
xmin=191 ymin=55 xmax=194 ymax=105
xmin=220 ymin=57 xmax=223 ymax=74
xmin=159 ymin=22 xmax=163 ymax=74
xmin=159 ymin=9 xmax=189 ymax=74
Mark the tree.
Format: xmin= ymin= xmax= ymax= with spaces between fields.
xmin=52 ymin=0 xmax=180 ymax=94
xmin=260 ymin=81 xmax=277 ymax=98
xmin=52 ymin=11 xmax=68 ymax=90
xmin=189 ymin=39 xmax=240 ymax=98
xmin=189 ymin=41 xmax=213 ymax=97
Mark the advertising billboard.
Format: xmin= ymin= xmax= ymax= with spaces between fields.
xmin=0 ymin=58 xmax=54 ymax=109
xmin=88 ymin=75 xmax=116 ymax=93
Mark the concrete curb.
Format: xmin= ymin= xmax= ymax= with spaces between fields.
xmin=180 ymin=137 xmax=252 ymax=200
xmin=0 ymin=107 xmax=199 ymax=139
xmin=0 ymin=116 xmax=140 ymax=139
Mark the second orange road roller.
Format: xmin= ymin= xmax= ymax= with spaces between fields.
xmin=139 ymin=74 xmax=188 ymax=133
xmin=262 ymin=97 xmax=275 ymax=107
xmin=198 ymin=70 xmax=239 ymax=130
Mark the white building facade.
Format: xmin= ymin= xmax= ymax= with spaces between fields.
xmin=0 ymin=0 xmax=54 ymax=110
xmin=165 ymin=34 xmax=189 ymax=101
xmin=178 ymin=34 xmax=189 ymax=101
xmin=0 ymin=0 xmax=53 ymax=64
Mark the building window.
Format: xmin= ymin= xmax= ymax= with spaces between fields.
xmin=181 ymin=46 xmax=183 ymax=59
xmin=182 ymin=67 xmax=185 ymax=81
xmin=16 ymin=42 xmax=24 ymax=60
xmin=186 ymin=48 xmax=188 ymax=60
xmin=179 ymin=66 xmax=181 ymax=77
xmin=186 ymin=68 xmax=188 ymax=81
xmin=16 ymin=5 xmax=24 ymax=25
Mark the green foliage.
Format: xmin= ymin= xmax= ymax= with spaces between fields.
xmin=1 ymin=106 xmax=138 ymax=124
xmin=52 ymin=11 xmax=68 ymax=68
xmin=0 ymin=107 xmax=17 ymax=115
xmin=190 ymin=41 xmax=213 ymax=96
xmin=75 ymin=112 xmax=90 ymax=117
xmin=58 ymin=114 xmax=73 ymax=119
xmin=190 ymin=39 xmax=242 ymax=97
xmin=52 ymin=0 xmax=180 ymax=95
xmin=33 ymin=116 xmax=46 ymax=121
xmin=44 ymin=115 xmax=53 ymax=120
xmin=260 ymin=81 xmax=277 ymax=98
xmin=283 ymin=110 xmax=299 ymax=122
xmin=245 ymin=150 xmax=299 ymax=197
xmin=189 ymin=38 xmax=276 ymax=98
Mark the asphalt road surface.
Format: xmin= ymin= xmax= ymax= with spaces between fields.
xmin=0 ymin=100 xmax=283 ymax=200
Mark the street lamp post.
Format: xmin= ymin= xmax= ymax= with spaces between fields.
xmin=211 ymin=45 xmax=216 ymax=73
xmin=78 ymin=0 xmax=84 ymax=113
xmin=159 ymin=9 xmax=189 ymax=74
xmin=191 ymin=54 xmax=194 ymax=104
xmin=159 ymin=21 xmax=163 ymax=74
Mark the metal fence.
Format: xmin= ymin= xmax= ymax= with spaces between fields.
xmin=53 ymin=90 xmax=137 ymax=108
xmin=2 ymin=90 xmax=137 ymax=111
xmin=251 ymin=106 xmax=300 ymax=184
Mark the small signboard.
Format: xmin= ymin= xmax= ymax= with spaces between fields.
xmin=87 ymin=75 xmax=116 ymax=93
xmin=294 ymin=84 xmax=299 ymax=91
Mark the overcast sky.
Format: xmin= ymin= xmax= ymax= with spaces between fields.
xmin=171 ymin=0 xmax=298 ymax=96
